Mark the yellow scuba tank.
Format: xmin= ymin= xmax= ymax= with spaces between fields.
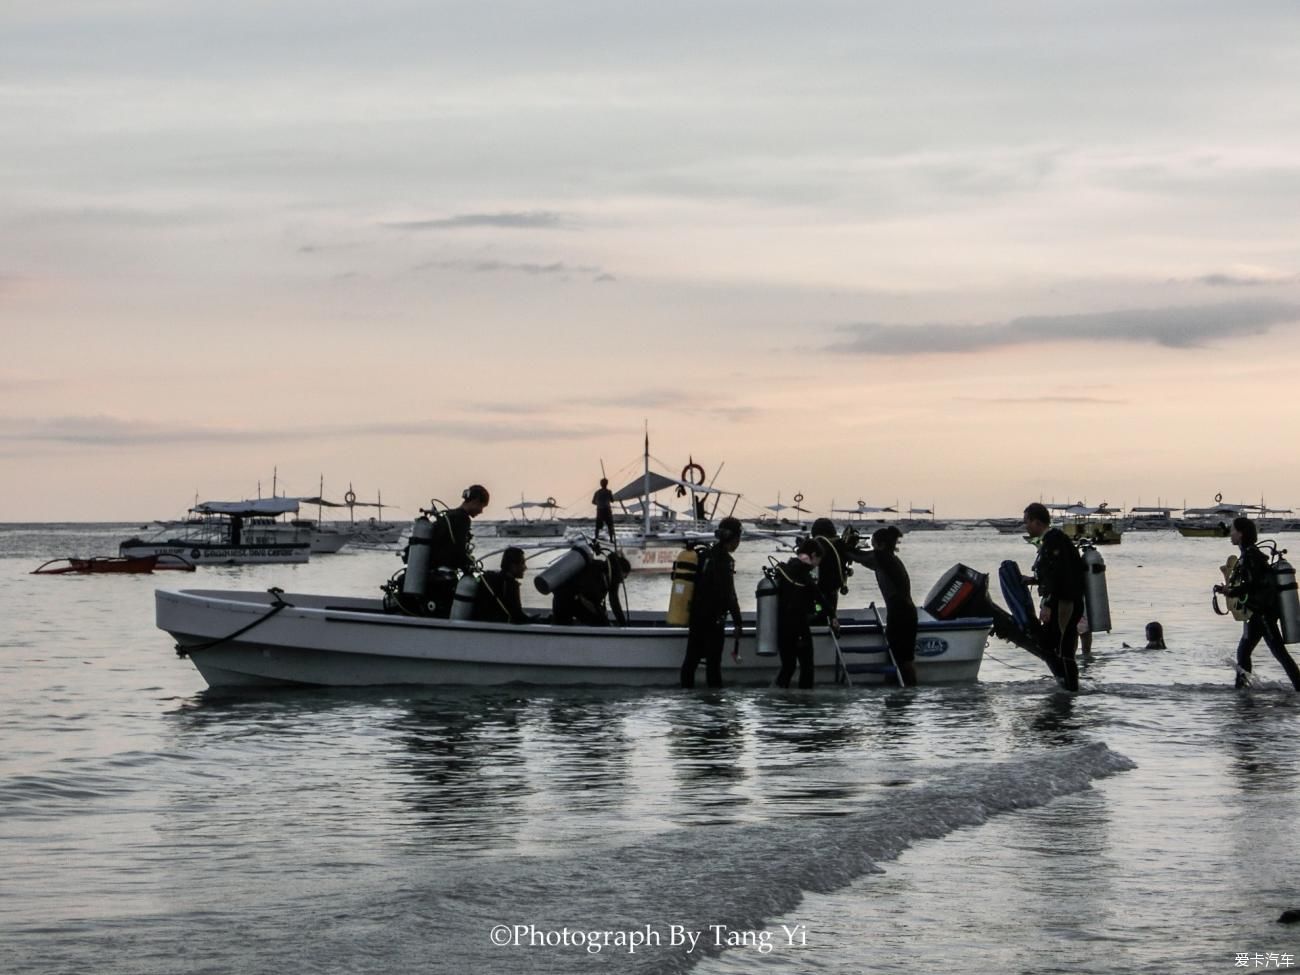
xmin=666 ymin=545 xmax=699 ymax=625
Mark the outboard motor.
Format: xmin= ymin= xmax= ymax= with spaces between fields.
xmin=667 ymin=546 xmax=699 ymax=625
xmin=923 ymin=564 xmax=990 ymax=619
xmin=1274 ymin=556 xmax=1300 ymax=643
xmin=401 ymin=515 xmax=434 ymax=599
xmin=755 ymin=572 xmax=779 ymax=656
xmin=534 ymin=542 xmax=594 ymax=596
xmin=1080 ymin=545 xmax=1112 ymax=632
xmin=450 ymin=573 xmax=479 ymax=620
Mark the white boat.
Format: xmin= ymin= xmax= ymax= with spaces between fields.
xmin=494 ymin=497 xmax=566 ymax=538
xmin=121 ymin=499 xmax=311 ymax=565
xmin=1124 ymin=506 xmax=1178 ymax=532
xmin=1054 ymin=502 xmax=1124 ymax=545
xmin=157 ymin=588 xmax=991 ymax=689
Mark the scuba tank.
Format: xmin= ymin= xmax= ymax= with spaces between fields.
xmin=401 ymin=515 xmax=434 ymax=599
xmin=1080 ymin=545 xmax=1112 ymax=632
xmin=1273 ymin=556 xmax=1300 ymax=643
xmin=533 ymin=542 xmax=594 ymax=595
xmin=450 ymin=574 xmax=480 ymax=620
xmin=755 ymin=571 xmax=779 ymax=656
xmin=666 ymin=545 xmax=699 ymax=625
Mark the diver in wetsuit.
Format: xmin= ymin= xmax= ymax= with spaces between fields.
xmin=551 ymin=547 xmax=630 ymax=626
xmin=809 ymin=518 xmax=851 ymax=632
xmin=1022 ymin=501 xmax=1086 ymax=691
xmin=473 ymin=546 xmax=533 ymax=624
xmin=680 ymin=517 xmax=744 ymax=689
xmin=426 ymin=484 xmax=489 ymax=617
xmin=856 ymin=525 xmax=919 ymax=687
xmin=773 ymin=539 xmax=823 ymax=689
xmin=1215 ymin=516 xmax=1300 ymax=690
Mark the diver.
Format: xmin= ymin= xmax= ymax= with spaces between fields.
xmin=809 ymin=517 xmax=854 ymax=632
xmin=1123 ymin=621 xmax=1165 ymax=650
xmin=551 ymin=545 xmax=631 ymax=627
xmin=680 ymin=517 xmax=744 ymax=689
xmin=855 ymin=525 xmax=919 ymax=687
xmin=426 ymin=484 xmax=490 ymax=617
xmin=1022 ymin=501 xmax=1086 ymax=691
xmin=472 ymin=546 xmax=533 ymax=624
xmin=773 ymin=539 xmax=823 ymax=689
xmin=1214 ymin=517 xmax=1300 ymax=690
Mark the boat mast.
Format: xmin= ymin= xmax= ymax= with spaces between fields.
xmin=642 ymin=422 xmax=651 ymax=536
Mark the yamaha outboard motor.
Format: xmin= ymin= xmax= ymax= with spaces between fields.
xmin=923 ymin=564 xmax=992 ymax=619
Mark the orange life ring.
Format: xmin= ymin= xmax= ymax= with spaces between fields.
xmin=681 ymin=462 xmax=706 ymax=486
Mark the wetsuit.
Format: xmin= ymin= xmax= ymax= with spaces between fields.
xmin=774 ymin=557 xmax=819 ymax=689
xmin=858 ymin=548 xmax=918 ymax=686
xmin=681 ymin=543 xmax=739 ymax=688
xmin=1031 ymin=527 xmax=1086 ymax=691
xmin=472 ymin=571 xmax=530 ymax=624
xmin=592 ymin=487 xmax=615 ymax=542
xmin=552 ymin=557 xmax=627 ymax=627
xmin=1226 ymin=544 xmax=1300 ymax=690
xmin=812 ymin=534 xmax=851 ymax=622
xmin=424 ymin=507 xmax=475 ymax=617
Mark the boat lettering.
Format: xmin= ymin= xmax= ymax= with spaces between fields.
xmin=915 ymin=636 xmax=949 ymax=657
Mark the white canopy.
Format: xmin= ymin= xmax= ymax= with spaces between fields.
xmin=508 ymin=499 xmax=560 ymax=511
xmin=610 ymin=471 xmax=724 ymax=502
xmin=194 ymin=498 xmax=300 ymax=517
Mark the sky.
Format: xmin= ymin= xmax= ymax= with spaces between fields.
xmin=3 ymin=0 xmax=1300 ymax=522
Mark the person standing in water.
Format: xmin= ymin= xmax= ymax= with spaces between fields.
xmin=773 ymin=539 xmax=823 ymax=689
xmin=1022 ymin=502 xmax=1086 ymax=691
xmin=856 ymin=525 xmax=919 ymax=687
xmin=1214 ymin=516 xmax=1300 ymax=690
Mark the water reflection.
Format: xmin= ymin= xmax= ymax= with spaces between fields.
xmin=666 ymin=695 xmax=750 ymax=823
xmin=533 ymin=693 xmax=634 ymax=812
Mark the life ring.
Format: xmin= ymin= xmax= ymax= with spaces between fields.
xmin=190 ymin=548 xmax=202 ymax=560
xmin=857 ymin=499 xmax=866 ymax=510
xmin=545 ymin=496 xmax=557 ymax=507
xmin=681 ymin=462 xmax=706 ymax=486
xmin=1214 ymin=492 xmax=1223 ymax=504
xmin=794 ymin=493 xmax=804 ymax=505
xmin=344 ymin=490 xmax=357 ymax=505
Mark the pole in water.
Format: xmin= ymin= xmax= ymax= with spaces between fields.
xmin=828 ymin=627 xmax=853 ymax=687
xmin=872 ymin=602 xmax=906 ymax=688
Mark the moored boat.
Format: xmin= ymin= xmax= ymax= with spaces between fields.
xmin=32 ymin=554 xmax=195 ymax=575
xmin=157 ymin=588 xmax=990 ymax=689
xmin=121 ymin=499 xmax=311 ymax=565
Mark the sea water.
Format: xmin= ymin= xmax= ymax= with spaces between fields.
xmin=0 ymin=524 xmax=1297 ymax=974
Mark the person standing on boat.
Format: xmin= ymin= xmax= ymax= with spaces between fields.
xmin=473 ymin=546 xmax=533 ymax=624
xmin=680 ymin=517 xmax=744 ymax=689
xmin=773 ymin=539 xmax=823 ymax=689
xmin=427 ymin=484 xmax=490 ymax=617
xmin=592 ymin=478 xmax=616 ymax=543
xmin=1214 ymin=517 xmax=1300 ymax=690
xmin=855 ymin=526 xmax=919 ymax=687
xmin=1022 ymin=501 xmax=1086 ymax=691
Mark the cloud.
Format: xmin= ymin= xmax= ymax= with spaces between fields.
xmin=0 ymin=415 xmax=620 ymax=449
xmin=414 ymin=258 xmax=613 ymax=281
xmin=1194 ymin=268 xmax=1298 ymax=287
xmin=957 ymin=395 xmax=1127 ymax=405
xmin=381 ymin=211 xmax=566 ymax=231
xmin=827 ymin=300 xmax=1300 ymax=356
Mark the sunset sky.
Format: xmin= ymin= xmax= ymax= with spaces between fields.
xmin=4 ymin=1 xmax=1300 ymax=521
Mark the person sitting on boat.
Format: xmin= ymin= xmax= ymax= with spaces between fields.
xmin=773 ymin=539 xmax=823 ymax=689
xmin=592 ymin=478 xmax=616 ymax=543
xmin=1021 ymin=501 xmax=1086 ymax=691
xmin=427 ymin=484 xmax=490 ymax=617
xmin=472 ymin=547 xmax=533 ymax=625
xmin=1214 ymin=517 xmax=1300 ymax=690
xmin=853 ymin=526 xmax=919 ymax=687
xmin=551 ymin=546 xmax=630 ymax=626
xmin=680 ymin=517 xmax=744 ymax=689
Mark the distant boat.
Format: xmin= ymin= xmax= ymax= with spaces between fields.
xmin=1177 ymin=498 xmax=1259 ymax=538
xmin=32 ymin=554 xmax=195 ymax=575
xmin=1124 ymin=506 xmax=1178 ymax=532
xmin=495 ymin=497 xmax=566 ymax=538
xmin=1053 ymin=502 xmax=1124 ymax=546
xmin=120 ymin=499 xmax=311 ymax=565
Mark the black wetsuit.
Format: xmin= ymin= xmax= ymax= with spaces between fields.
xmin=426 ymin=507 xmax=475 ymax=617
xmin=1227 ymin=544 xmax=1300 ymax=690
xmin=552 ymin=557 xmax=627 ymax=627
xmin=592 ymin=488 xmax=615 ymax=542
xmin=1032 ymin=527 xmax=1086 ymax=690
xmin=681 ymin=543 xmax=739 ymax=688
xmin=472 ymin=571 xmax=530 ymax=624
xmin=858 ymin=548 xmax=918 ymax=684
xmin=812 ymin=534 xmax=851 ymax=622
xmin=774 ymin=557 xmax=819 ymax=689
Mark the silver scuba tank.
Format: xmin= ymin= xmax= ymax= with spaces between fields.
xmin=1081 ymin=545 xmax=1112 ymax=632
xmin=1273 ymin=557 xmax=1300 ymax=643
xmin=450 ymin=573 xmax=480 ymax=620
xmin=401 ymin=515 xmax=434 ymax=597
xmin=755 ymin=572 xmax=779 ymax=656
xmin=533 ymin=542 xmax=594 ymax=596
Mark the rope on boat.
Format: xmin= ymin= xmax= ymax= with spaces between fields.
xmin=175 ymin=587 xmax=292 ymax=657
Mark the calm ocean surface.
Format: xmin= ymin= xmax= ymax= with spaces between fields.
xmin=1 ymin=523 xmax=1297 ymax=974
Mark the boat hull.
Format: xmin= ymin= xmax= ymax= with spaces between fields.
xmin=123 ymin=542 xmax=311 ymax=565
xmin=157 ymin=589 xmax=990 ymax=689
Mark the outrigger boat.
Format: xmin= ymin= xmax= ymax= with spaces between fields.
xmin=121 ymin=499 xmax=311 ymax=565
xmin=156 ymin=589 xmax=991 ymax=689
xmin=33 ymin=554 xmax=195 ymax=575
xmin=495 ymin=497 xmax=566 ymax=538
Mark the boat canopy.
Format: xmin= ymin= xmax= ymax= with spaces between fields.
xmin=610 ymin=471 xmax=724 ymax=502
xmin=1184 ymin=503 xmax=1260 ymax=516
xmin=194 ymin=498 xmax=300 ymax=517
xmin=508 ymin=499 xmax=560 ymax=511
xmin=832 ymin=502 xmax=897 ymax=515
